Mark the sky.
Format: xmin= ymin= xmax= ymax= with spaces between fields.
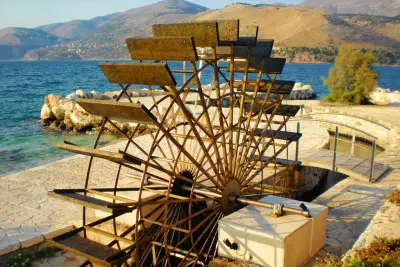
xmin=0 ymin=0 xmax=303 ymax=29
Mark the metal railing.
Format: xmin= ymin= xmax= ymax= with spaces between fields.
xmin=292 ymin=118 xmax=379 ymax=183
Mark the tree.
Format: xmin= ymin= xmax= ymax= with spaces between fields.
xmin=322 ymin=44 xmax=379 ymax=105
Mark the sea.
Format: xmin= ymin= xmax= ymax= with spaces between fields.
xmin=0 ymin=60 xmax=399 ymax=176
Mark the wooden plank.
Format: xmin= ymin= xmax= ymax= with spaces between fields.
xmin=217 ymin=39 xmax=274 ymax=58
xmin=251 ymin=129 xmax=302 ymax=141
xmin=57 ymin=141 xmax=142 ymax=165
xmin=237 ymin=25 xmax=258 ymax=46
xmin=126 ymin=37 xmax=198 ymax=61
xmin=152 ymin=22 xmax=219 ymax=47
xmin=265 ymin=104 xmax=300 ymax=117
xmin=50 ymin=234 xmax=129 ymax=266
xmin=218 ymin=19 xmax=239 ymax=44
xmin=235 ymin=80 xmax=296 ymax=95
xmin=99 ymin=62 xmax=176 ymax=86
xmin=48 ymin=191 xmax=133 ymax=213
xmin=76 ymin=99 xmax=157 ymax=124
xmin=251 ymin=155 xmax=302 ymax=166
xmin=84 ymin=226 xmax=135 ymax=245
xmin=230 ymin=57 xmax=286 ymax=74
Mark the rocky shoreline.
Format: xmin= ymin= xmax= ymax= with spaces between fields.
xmin=40 ymin=83 xmax=316 ymax=134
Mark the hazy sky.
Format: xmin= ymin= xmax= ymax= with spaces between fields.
xmin=0 ymin=0 xmax=302 ymax=29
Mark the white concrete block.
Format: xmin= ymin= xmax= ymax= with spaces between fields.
xmin=218 ymin=196 xmax=328 ymax=267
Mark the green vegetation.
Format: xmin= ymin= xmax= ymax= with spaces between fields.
xmin=315 ymin=238 xmax=400 ymax=267
xmin=322 ymin=45 xmax=379 ymax=105
xmin=6 ymin=247 xmax=59 ymax=267
xmin=386 ymin=189 xmax=400 ymax=206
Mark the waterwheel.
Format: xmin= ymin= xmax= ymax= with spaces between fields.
xmin=47 ymin=20 xmax=307 ymax=266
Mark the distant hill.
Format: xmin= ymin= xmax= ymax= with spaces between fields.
xmin=2 ymin=0 xmax=400 ymax=64
xmin=0 ymin=27 xmax=63 ymax=60
xmin=300 ymin=0 xmax=400 ymax=17
xmin=36 ymin=13 xmax=119 ymax=40
xmin=189 ymin=4 xmax=400 ymax=64
xmin=26 ymin=0 xmax=208 ymax=60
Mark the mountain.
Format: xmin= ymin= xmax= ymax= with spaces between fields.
xmin=36 ymin=13 xmax=119 ymax=40
xmin=26 ymin=0 xmax=208 ymax=60
xmin=300 ymin=0 xmax=400 ymax=17
xmin=0 ymin=27 xmax=63 ymax=60
xmin=2 ymin=0 xmax=399 ymax=64
xmin=189 ymin=4 xmax=400 ymax=64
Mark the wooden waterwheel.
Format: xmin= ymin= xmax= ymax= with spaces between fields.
xmin=48 ymin=20 xmax=306 ymax=266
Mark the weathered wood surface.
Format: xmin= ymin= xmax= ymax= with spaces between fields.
xmin=217 ymin=19 xmax=239 ymax=44
xmin=237 ymin=25 xmax=258 ymax=46
xmin=217 ymin=39 xmax=274 ymax=58
xmin=126 ymin=37 xmax=198 ymax=61
xmin=57 ymin=141 xmax=142 ymax=165
xmin=49 ymin=234 xmax=129 ymax=266
xmin=230 ymin=57 xmax=286 ymax=74
xmin=265 ymin=104 xmax=301 ymax=117
xmin=152 ymin=22 xmax=219 ymax=47
xmin=251 ymin=129 xmax=302 ymax=141
xmin=76 ymin=99 xmax=157 ymax=124
xmin=235 ymin=79 xmax=296 ymax=94
xmin=99 ymin=62 xmax=176 ymax=86
xmin=48 ymin=190 xmax=133 ymax=213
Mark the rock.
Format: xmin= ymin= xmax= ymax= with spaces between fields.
xmin=370 ymin=87 xmax=400 ymax=105
xmin=70 ymin=110 xmax=91 ymax=127
xmin=51 ymin=105 xmax=65 ymax=121
xmin=47 ymin=94 xmax=61 ymax=108
xmin=74 ymin=103 xmax=88 ymax=114
xmin=75 ymin=89 xmax=86 ymax=98
xmin=87 ymin=90 xmax=103 ymax=99
xmin=65 ymin=92 xmax=77 ymax=101
xmin=48 ymin=121 xmax=60 ymax=131
xmin=40 ymin=103 xmax=55 ymax=122
xmin=289 ymin=83 xmax=315 ymax=100
xmin=104 ymin=91 xmax=119 ymax=99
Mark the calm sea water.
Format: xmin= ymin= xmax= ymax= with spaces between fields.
xmin=0 ymin=61 xmax=399 ymax=176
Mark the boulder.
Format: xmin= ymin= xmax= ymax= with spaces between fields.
xmin=289 ymin=83 xmax=315 ymax=100
xmin=87 ymin=90 xmax=103 ymax=99
xmin=51 ymin=105 xmax=65 ymax=121
xmin=47 ymin=94 xmax=61 ymax=108
xmin=70 ymin=110 xmax=91 ymax=127
xmin=104 ymin=91 xmax=119 ymax=99
xmin=74 ymin=103 xmax=88 ymax=114
xmin=40 ymin=103 xmax=55 ymax=122
xmin=370 ymin=87 xmax=400 ymax=105
xmin=48 ymin=120 xmax=60 ymax=131
xmin=66 ymin=92 xmax=77 ymax=101
xmin=75 ymin=89 xmax=86 ymax=98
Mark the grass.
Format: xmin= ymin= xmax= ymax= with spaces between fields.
xmin=386 ymin=189 xmax=400 ymax=207
xmin=315 ymin=238 xmax=400 ymax=267
xmin=6 ymin=247 xmax=59 ymax=267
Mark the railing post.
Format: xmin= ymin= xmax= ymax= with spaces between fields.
xmin=295 ymin=122 xmax=300 ymax=162
xmin=332 ymin=126 xmax=339 ymax=171
xmin=350 ymin=133 xmax=356 ymax=155
xmin=369 ymin=140 xmax=376 ymax=183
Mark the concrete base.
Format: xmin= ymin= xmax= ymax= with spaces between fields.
xmin=218 ymin=196 xmax=328 ymax=267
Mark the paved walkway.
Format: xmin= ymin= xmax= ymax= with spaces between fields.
xmin=0 ymin=101 xmax=399 ymax=266
xmin=294 ymin=101 xmax=400 ymax=264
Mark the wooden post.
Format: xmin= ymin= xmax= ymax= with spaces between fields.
xmin=332 ymin=126 xmax=339 ymax=171
xmin=350 ymin=133 xmax=355 ymax=155
xmin=369 ymin=140 xmax=376 ymax=183
xmin=295 ymin=122 xmax=300 ymax=162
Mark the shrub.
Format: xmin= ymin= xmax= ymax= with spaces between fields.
xmin=315 ymin=238 xmax=400 ymax=267
xmin=322 ymin=45 xmax=379 ymax=105
xmin=386 ymin=189 xmax=400 ymax=206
